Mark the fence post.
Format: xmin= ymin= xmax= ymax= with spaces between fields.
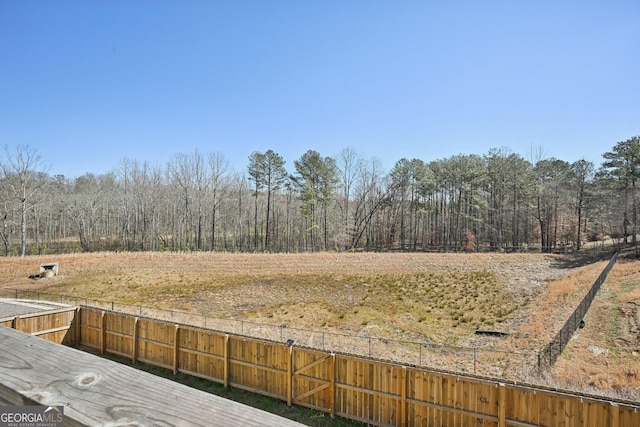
xmin=559 ymin=329 xmax=563 ymax=356
xmin=173 ymin=324 xmax=180 ymax=375
xmin=610 ymin=402 xmax=619 ymax=427
xmin=223 ymin=334 xmax=230 ymax=388
xmin=473 ymin=348 xmax=477 ymax=374
xmin=537 ymin=353 xmax=541 ymax=370
xmin=74 ymin=307 xmax=81 ymax=346
xmin=132 ymin=317 xmax=139 ymax=364
xmin=329 ymin=353 xmax=336 ymax=418
xmin=287 ymin=344 xmax=294 ymax=407
xmin=100 ymin=311 xmax=106 ymax=355
xmin=400 ymin=366 xmax=407 ymax=427
xmin=498 ymin=383 xmax=506 ymax=427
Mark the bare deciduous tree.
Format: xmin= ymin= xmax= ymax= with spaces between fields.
xmin=0 ymin=145 xmax=50 ymax=256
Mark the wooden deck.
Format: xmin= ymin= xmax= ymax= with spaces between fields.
xmin=0 ymin=327 xmax=307 ymax=426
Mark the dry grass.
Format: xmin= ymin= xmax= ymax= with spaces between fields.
xmin=0 ymin=252 xmax=571 ymax=345
xmin=548 ymin=256 xmax=640 ymax=401
xmin=3 ymin=250 xmax=633 ymax=398
xmin=514 ymin=262 xmax=606 ymax=351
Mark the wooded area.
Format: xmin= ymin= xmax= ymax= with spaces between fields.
xmin=1 ymin=136 xmax=638 ymax=255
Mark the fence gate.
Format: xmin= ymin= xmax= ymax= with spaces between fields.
xmin=292 ymin=348 xmax=333 ymax=412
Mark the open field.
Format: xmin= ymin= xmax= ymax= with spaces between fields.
xmin=0 ymin=250 xmax=636 ymax=399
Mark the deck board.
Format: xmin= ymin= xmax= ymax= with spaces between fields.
xmin=0 ymin=327 xmax=306 ymax=426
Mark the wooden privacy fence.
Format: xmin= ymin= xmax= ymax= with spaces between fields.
xmin=77 ymin=307 xmax=640 ymax=427
xmin=0 ymin=306 xmax=77 ymax=345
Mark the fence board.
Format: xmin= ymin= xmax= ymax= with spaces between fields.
xmin=79 ymin=307 xmax=102 ymax=350
xmin=408 ymin=370 xmax=500 ymax=427
xmin=228 ymin=337 xmax=288 ymax=399
xmin=292 ymin=348 xmax=332 ymax=410
xmin=178 ymin=327 xmax=226 ymax=383
xmin=334 ymin=355 xmax=404 ymax=426
xmin=11 ymin=308 xmax=76 ymax=345
xmin=136 ymin=318 xmax=175 ymax=369
xmin=104 ymin=311 xmax=135 ymax=357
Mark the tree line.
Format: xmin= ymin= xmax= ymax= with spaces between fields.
xmin=1 ymin=137 xmax=638 ymax=256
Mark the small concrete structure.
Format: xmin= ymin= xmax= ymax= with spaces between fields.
xmin=40 ymin=262 xmax=59 ymax=276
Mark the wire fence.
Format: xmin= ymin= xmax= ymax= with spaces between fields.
xmin=1 ymin=288 xmax=537 ymax=380
xmin=536 ymin=252 xmax=619 ymax=370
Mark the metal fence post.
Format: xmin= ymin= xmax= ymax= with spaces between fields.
xmin=473 ymin=348 xmax=477 ymax=374
xmin=559 ymin=329 xmax=563 ymax=355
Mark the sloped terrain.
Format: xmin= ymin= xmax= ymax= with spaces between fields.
xmin=547 ymin=254 xmax=640 ymax=401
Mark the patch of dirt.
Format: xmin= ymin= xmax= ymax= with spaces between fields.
xmin=618 ymin=302 xmax=640 ymax=344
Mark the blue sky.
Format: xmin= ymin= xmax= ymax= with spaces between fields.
xmin=1 ymin=1 xmax=639 ymax=178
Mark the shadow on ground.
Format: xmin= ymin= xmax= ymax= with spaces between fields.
xmin=549 ymin=247 xmax=621 ymax=269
